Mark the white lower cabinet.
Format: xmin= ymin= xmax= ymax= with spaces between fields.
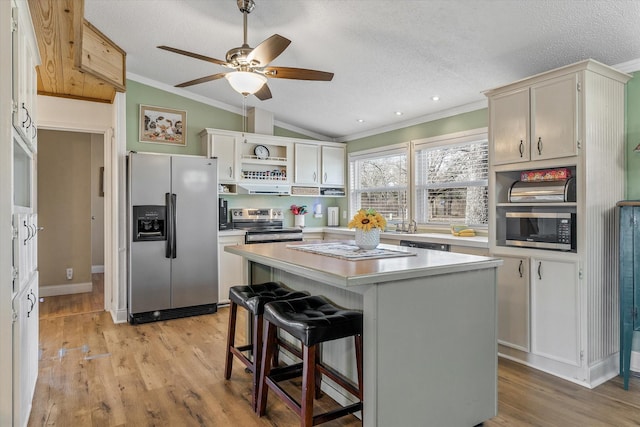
xmin=218 ymin=235 xmax=246 ymax=304
xmin=497 ymin=256 xmax=529 ymax=352
xmin=13 ymin=272 xmax=39 ymax=427
xmin=530 ymin=257 xmax=579 ymax=366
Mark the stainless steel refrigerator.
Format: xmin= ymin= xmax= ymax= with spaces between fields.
xmin=128 ymin=152 xmax=218 ymax=324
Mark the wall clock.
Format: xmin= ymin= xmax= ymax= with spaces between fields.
xmin=254 ymin=145 xmax=270 ymax=159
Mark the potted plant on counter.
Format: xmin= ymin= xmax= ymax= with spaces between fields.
xmin=348 ymin=208 xmax=387 ymax=250
xmin=290 ymin=204 xmax=308 ymax=228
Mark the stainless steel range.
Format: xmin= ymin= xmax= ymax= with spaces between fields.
xmin=230 ymin=208 xmax=303 ymax=243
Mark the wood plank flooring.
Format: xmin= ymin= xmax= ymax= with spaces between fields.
xmin=30 ymin=274 xmax=640 ymax=426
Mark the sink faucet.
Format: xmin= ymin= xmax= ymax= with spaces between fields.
xmin=408 ymin=220 xmax=417 ymax=234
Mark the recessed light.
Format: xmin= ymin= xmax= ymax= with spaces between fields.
xmin=395 ymin=111 xmax=403 ymax=116
xmin=431 ymin=96 xmax=440 ymax=101
xmin=357 ymin=118 xmax=365 ymax=123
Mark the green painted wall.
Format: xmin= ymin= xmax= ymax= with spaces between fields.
xmin=347 ymin=109 xmax=487 ymax=153
xmin=125 ymin=79 xmax=340 ymax=227
xmin=626 ymin=72 xmax=640 ymax=199
xmin=125 ymin=80 xmax=312 ymax=156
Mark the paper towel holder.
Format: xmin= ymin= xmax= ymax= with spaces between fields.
xmin=327 ymin=207 xmax=340 ymax=227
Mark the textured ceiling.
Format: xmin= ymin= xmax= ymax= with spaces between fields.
xmin=84 ymin=0 xmax=640 ymax=140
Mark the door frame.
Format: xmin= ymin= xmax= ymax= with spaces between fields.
xmin=36 ymin=93 xmax=125 ymax=322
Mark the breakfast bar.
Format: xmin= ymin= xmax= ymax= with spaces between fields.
xmin=226 ymin=241 xmax=502 ymax=426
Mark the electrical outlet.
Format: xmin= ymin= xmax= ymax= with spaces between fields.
xmin=66 ymin=268 xmax=73 ymax=280
xmin=343 ymin=210 xmax=347 ymax=219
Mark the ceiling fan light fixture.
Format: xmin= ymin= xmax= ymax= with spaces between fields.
xmin=225 ymin=71 xmax=267 ymax=95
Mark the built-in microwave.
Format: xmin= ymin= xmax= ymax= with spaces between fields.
xmin=505 ymin=212 xmax=576 ymax=251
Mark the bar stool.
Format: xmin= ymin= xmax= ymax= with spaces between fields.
xmin=257 ymin=295 xmax=364 ymax=427
xmin=224 ymin=282 xmax=309 ymax=411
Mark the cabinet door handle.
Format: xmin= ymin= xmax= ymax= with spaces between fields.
xmin=518 ymin=140 xmax=524 ymax=157
xmin=21 ymin=103 xmax=31 ymax=129
xmin=324 ymin=172 xmax=327 ymax=182
xmin=537 ymin=261 xmax=542 ymax=280
xmin=228 ymin=166 xmax=233 ymax=178
xmin=518 ymin=259 xmax=523 ymax=278
xmin=537 ymin=137 xmax=542 ymax=155
xmin=313 ymin=172 xmax=317 ymax=182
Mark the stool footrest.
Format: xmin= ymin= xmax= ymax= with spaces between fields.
xmin=268 ymin=362 xmax=304 ymax=383
xmin=316 ymin=363 xmax=361 ymax=399
xmin=313 ymin=402 xmax=363 ymax=425
xmin=229 ymin=347 xmax=254 ymax=372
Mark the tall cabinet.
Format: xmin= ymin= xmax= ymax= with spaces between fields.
xmin=4 ymin=0 xmax=41 ymax=426
xmin=486 ymin=60 xmax=630 ymax=387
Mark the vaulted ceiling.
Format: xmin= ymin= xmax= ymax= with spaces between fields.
xmin=82 ymin=0 xmax=640 ymax=140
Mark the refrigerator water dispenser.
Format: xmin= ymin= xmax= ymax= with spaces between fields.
xmin=133 ymin=205 xmax=166 ymax=241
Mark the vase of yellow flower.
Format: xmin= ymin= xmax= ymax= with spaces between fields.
xmin=348 ymin=208 xmax=387 ymax=250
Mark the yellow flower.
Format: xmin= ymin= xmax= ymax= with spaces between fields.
xmin=348 ymin=208 xmax=387 ymax=231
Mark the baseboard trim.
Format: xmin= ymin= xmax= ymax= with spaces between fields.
xmin=39 ymin=282 xmax=93 ymax=297
xmin=92 ymin=265 xmax=105 ymax=273
xmin=110 ymin=308 xmax=128 ymax=324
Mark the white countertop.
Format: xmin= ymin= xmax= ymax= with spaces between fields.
xmin=219 ymin=227 xmax=488 ymax=248
xmin=323 ymin=227 xmax=489 ymax=248
xmin=226 ymin=241 xmax=501 ymax=287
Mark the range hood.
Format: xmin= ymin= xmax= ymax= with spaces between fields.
xmin=237 ymin=183 xmax=291 ymax=195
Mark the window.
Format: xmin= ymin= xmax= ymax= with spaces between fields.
xmin=349 ymin=144 xmax=408 ymax=223
xmin=414 ymin=131 xmax=488 ymax=226
xmin=348 ymin=129 xmax=488 ymax=229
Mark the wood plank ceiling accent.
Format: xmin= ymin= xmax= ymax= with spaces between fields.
xmin=27 ymin=0 xmax=126 ymax=104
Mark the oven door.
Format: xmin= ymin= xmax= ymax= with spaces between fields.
xmin=245 ymin=231 xmax=303 ymax=244
xmin=505 ymin=212 xmax=574 ymax=251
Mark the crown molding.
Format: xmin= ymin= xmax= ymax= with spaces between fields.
xmin=614 ymin=58 xmax=640 ymax=73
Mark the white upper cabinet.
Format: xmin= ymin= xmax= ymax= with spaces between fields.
xmin=530 ymin=74 xmax=578 ymax=161
xmin=490 ymin=73 xmax=577 ymax=165
xmin=490 ymin=87 xmax=530 ymax=164
xmin=11 ymin=0 xmax=39 ymax=149
xmin=321 ymin=145 xmax=345 ymax=186
xmin=294 ymin=143 xmax=320 ymax=185
xmin=201 ymin=131 xmax=237 ymax=183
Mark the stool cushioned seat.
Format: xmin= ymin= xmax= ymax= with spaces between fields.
xmin=229 ymin=282 xmax=309 ymax=315
xmin=264 ymin=295 xmax=363 ymax=348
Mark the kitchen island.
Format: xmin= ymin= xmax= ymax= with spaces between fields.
xmin=226 ymin=241 xmax=502 ymax=427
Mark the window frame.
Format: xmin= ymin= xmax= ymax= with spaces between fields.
xmin=348 ymin=143 xmax=409 ymax=225
xmin=348 ymin=128 xmax=488 ymax=231
xmin=411 ymin=128 xmax=489 ymax=229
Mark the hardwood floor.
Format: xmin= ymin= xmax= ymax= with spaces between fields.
xmin=30 ymin=274 xmax=640 ymax=426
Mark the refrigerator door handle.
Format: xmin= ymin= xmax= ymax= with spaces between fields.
xmin=165 ymin=192 xmax=174 ymax=258
xmin=170 ymin=193 xmax=177 ymax=258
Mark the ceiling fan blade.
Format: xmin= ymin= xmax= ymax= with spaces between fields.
xmin=175 ymin=73 xmax=228 ymax=88
xmin=254 ymin=84 xmax=272 ymax=101
xmin=158 ymin=45 xmax=229 ymax=67
xmin=263 ymin=66 xmax=334 ymax=81
xmin=246 ymin=34 xmax=291 ymax=66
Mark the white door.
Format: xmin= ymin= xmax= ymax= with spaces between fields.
xmin=530 ymin=257 xmax=580 ymax=366
xmin=294 ymin=143 xmax=319 ymax=185
xmin=211 ymin=134 xmax=236 ymax=182
xmin=497 ymin=256 xmax=530 ymax=351
xmin=530 ymin=73 xmax=578 ymax=161
xmin=490 ymin=88 xmax=530 ymax=165
xmin=321 ymin=145 xmax=345 ymax=186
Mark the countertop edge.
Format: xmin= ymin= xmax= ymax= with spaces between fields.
xmin=226 ymin=244 xmax=502 ymax=288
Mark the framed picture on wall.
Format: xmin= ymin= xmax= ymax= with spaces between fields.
xmin=139 ymin=104 xmax=186 ymax=145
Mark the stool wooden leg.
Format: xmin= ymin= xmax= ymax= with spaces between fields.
xmin=224 ymin=302 xmax=238 ymax=380
xmin=251 ymin=313 xmax=264 ymax=412
xmin=314 ymin=344 xmax=323 ymax=399
xmin=355 ymin=334 xmax=364 ymax=400
xmin=257 ymin=321 xmax=277 ymax=417
xmin=302 ymin=344 xmax=316 ymax=427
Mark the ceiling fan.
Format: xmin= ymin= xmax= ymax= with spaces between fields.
xmin=158 ymin=0 xmax=334 ymax=100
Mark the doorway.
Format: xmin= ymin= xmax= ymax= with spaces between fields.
xmin=37 ymin=129 xmax=106 ymax=316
